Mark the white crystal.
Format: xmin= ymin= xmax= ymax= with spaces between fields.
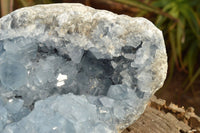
xmin=57 ymin=73 xmax=68 ymax=81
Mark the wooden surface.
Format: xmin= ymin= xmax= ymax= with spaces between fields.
xmin=122 ymin=96 xmax=200 ymax=133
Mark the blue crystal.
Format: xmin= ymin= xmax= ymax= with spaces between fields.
xmin=0 ymin=61 xmax=27 ymax=90
xmin=0 ymin=3 xmax=167 ymax=133
xmin=0 ymin=41 xmax=5 ymax=56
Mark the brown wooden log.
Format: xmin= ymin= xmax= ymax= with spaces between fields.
xmin=122 ymin=96 xmax=200 ymax=133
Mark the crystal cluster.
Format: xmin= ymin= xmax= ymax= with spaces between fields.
xmin=0 ymin=3 xmax=167 ymax=133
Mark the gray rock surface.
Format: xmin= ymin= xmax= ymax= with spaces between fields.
xmin=0 ymin=3 xmax=167 ymax=133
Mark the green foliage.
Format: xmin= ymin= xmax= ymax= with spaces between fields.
xmin=114 ymin=0 xmax=200 ymax=90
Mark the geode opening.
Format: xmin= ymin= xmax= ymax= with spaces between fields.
xmin=0 ymin=37 xmax=137 ymax=100
xmin=0 ymin=3 xmax=167 ymax=133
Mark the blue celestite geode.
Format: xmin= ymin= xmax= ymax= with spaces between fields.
xmin=0 ymin=3 xmax=167 ymax=133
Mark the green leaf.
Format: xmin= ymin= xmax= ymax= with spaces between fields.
xmin=185 ymin=67 xmax=200 ymax=91
xmin=153 ymin=0 xmax=171 ymax=8
xmin=176 ymin=19 xmax=185 ymax=69
xmin=180 ymin=4 xmax=200 ymax=40
xmin=183 ymin=43 xmax=199 ymax=78
xmin=169 ymin=29 xmax=178 ymax=66
xmin=162 ymin=2 xmax=176 ymax=13
xmin=155 ymin=15 xmax=167 ymax=27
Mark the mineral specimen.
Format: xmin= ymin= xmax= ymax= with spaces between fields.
xmin=0 ymin=3 xmax=167 ymax=133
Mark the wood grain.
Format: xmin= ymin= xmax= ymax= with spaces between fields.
xmin=122 ymin=96 xmax=200 ymax=133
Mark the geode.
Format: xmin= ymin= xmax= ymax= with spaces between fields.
xmin=0 ymin=3 xmax=167 ymax=133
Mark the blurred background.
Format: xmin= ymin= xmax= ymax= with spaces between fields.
xmin=0 ymin=0 xmax=200 ymax=115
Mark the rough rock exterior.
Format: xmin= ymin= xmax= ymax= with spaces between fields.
xmin=0 ymin=3 xmax=167 ymax=133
